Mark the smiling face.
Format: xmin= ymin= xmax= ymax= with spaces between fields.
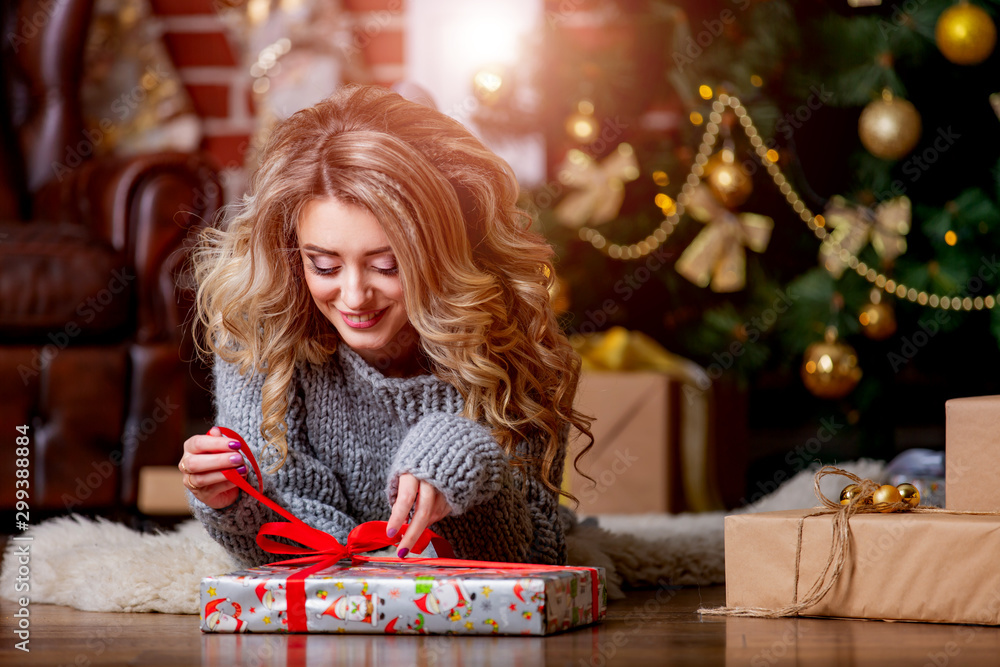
xmin=298 ymin=197 xmax=419 ymax=375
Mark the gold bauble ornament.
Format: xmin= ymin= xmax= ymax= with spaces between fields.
xmin=858 ymin=90 xmax=922 ymax=161
xmin=705 ymin=148 xmax=753 ymax=208
xmin=873 ymin=484 xmax=903 ymax=511
xmin=839 ymin=483 xmax=870 ymax=505
xmin=859 ymin=290 xmax=897 ymax=340
xmin=801 ymin=326 xmax=863 ymax=399
xmin=935 ymin=2 xmax=997 ymax=65
xmin=897 ymin=483 xmax=921 ymax=508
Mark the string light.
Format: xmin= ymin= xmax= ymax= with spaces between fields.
xmin=578 ymin=94 xmax=994 ymax=312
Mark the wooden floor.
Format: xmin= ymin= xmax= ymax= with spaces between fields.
xmin=4 ymin=585 xmax=1000 ymax=666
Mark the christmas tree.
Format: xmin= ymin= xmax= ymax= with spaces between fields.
xmin=473 ymin=0 xmax=1000 ymax=479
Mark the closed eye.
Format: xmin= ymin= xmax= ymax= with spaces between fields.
xmin=306 ymin=258 xmax=339 ymax=276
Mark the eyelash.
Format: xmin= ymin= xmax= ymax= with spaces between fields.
xmin=306 ymin=261 xmax=398 ymax=277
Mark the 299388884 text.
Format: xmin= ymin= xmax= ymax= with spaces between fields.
xmin=12 ymin=423 xmax=33 ymax=653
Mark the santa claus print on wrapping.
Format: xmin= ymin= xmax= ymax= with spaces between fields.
xmin=255 ymin=581 xmax=286 ymax=611
xmin=318 ymin=592 xmax=384 ymax=626
xmin=413 ymin=579 xmax=476 ymax=621
xmin=204 ymin=598 xmax=248 ymax=632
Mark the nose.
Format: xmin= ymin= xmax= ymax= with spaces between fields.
xmin=341 ymin=267 xmax=372 ymax=310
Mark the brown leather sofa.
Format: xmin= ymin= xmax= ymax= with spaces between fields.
xmin=0 ymin=0 xmax=221 ymax=515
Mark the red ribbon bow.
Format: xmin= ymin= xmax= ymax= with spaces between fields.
xmin=216 ymin=427 xmax=454 ymax=630
xmin=213 ymin=427 xmax=602 ymax=632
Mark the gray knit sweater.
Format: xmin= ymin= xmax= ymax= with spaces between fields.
xmin=187 ymin=345 xmax=570 ymax=568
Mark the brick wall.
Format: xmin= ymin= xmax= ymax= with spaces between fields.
xmin=148 ymin=0 xmax=406 ymax=191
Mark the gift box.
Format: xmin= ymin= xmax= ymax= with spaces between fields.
xmin=200 ymin=559 xmax=606 ymax=635
xmin=197 ymin=427 xmax=606 ymax=636
xmin=564 ymin=327 xmax=723 ymax=514
xmin=945 ymin=395 xmax=1000 ymax=511
xmin=724 ymin=508 xmax=1000 ymax=625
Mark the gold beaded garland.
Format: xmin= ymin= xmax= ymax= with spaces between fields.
xmin=575 ymin=93 xmax=999 ymax=313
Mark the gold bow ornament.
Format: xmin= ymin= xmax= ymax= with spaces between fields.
xmin=674 ymin=185 xmax=773 ymax=293
xmin=819 ymin=196 xmax=910 ymax=279
xmin=553 ymin=143 xmax=640 ymax=228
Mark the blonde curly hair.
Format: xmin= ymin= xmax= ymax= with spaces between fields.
xmin=192 ymin=84 xmax=592 ymax=495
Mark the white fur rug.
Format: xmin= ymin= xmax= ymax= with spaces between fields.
xmin=0 ymin=459 xmax=884 ymax=614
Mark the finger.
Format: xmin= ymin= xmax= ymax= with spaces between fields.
xmin=185 ymin=479 xmax=241 ymax=509
xmin=181 ymin=450 xmax=247 ymax=476
xmin=186 ymin=433 xmax=241 ymax=455
xmin=387 ymin=474 xmax=418 ymax=539
xmin=183 ymin=468 xmax=240 ymax=492
xmin=431 ymin=492 xmax=452 ymax=525
xmin=396 ymin=480 xmax=437 ymax=558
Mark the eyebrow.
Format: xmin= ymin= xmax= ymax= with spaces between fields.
xmin=301 ymin=244 xmax=393 ymax=257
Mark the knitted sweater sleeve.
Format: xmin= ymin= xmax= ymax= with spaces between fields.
xmin=386 ymin=413 xmax=569 ymax=565
xmin=186 ymin=357 xmax=358 ymax=568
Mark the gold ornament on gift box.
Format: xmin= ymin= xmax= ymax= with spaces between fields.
xmin=839 ymin=483 xmax=872 ymax=505
xmin=801 ymin=326 xmax=862 ymax=399
xmin=873 ymin=484 xmax=903 ymax=511
xmin=858 ymin=90 xmax=922 ymax=160
xmin=897 ymin=482 xmax=921 ymax=508
xmin=859 ymin=289 xmax=897 ymax=340
xmin=935 ymin=1 xmax=997 ymax=65
xmin=819 ymin=195 xmax=911 ymax=279
xmin=554 ymin=143 xmax=640 ymax=228
xmin=705 ymin=148 xmax=753 ymax=208
xmin=674 ymin=184 xmax=773 ymax=292
xmin=840 ymin=481 xmax=921 ymax=511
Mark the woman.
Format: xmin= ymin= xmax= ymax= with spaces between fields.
xmin=180 ymin=84 xmax=591 ymax=567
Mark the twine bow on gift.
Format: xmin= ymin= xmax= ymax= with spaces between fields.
xmin=553 ymin=144 xmax=640 ymax=228
xmin=819 ymin=196 xmax=911 ymax=279
xmin=675 ymin=185 xmax=773 ymax=293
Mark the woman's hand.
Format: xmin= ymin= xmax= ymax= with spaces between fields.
xmin=387 ymin=474 xmax=452 ymax=558
xmin=179 ymin=426 xmax=249 ymax=510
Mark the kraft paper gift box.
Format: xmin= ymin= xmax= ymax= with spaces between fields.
xmin=945 ymin=395 xmax=1000 ymax=511
xmin=724 ymin=509 xmax=1000 ymax=625
xmin=200 ymin=560 xmax=606 ymax=635
xmin=564 ymin=327 xmax=721 ymax=514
